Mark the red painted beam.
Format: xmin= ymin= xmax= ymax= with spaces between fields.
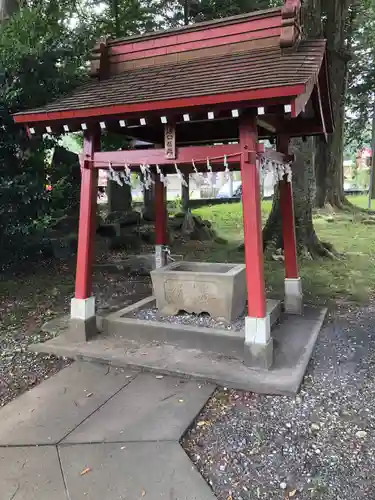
xmin=13 ymin=85 xmax=305 ymax=124
xmin=88 ymin=144 xmax=244 ymax=167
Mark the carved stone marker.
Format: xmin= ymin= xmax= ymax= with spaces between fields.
xmin=151 ymin=261 xmax=246 ymax=322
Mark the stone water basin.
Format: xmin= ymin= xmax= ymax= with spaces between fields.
xmin=150 ymin=261 xmax=246 ymax=322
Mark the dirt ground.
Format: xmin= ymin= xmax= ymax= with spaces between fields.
xmin=0 ymin=256 xmax=151 ymax=407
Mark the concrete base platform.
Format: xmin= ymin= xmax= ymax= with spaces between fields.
xmin=31 ymin=307 xmax=327 ymax=395
xmin=101 ymin=296 xmax=281 ymax=361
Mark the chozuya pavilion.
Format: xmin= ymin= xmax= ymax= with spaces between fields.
xmin=13 ymin=0 xmax=333 ymax=389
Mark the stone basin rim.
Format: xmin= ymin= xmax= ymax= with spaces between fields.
xmin=151 ymin=261 xmax=246 ymax=276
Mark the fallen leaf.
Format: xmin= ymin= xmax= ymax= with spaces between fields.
xmin=289 ymin=489 xmax=297 ymax=497
xmin=155 ymin=375 xmax=164 ymax=379
xmin=141 ymin=489 xmax=146 ymax=497
xmin=86 ymin=393 xmax=93 ymax=398
xmin=178 ymin=399 xmax=184 ymax=403
xmin=80 ymin=467 xmax=91 ymax=476
xmin=197 ymin=421 xmax=208 ymax=427
xmin=356 ymin=430 xmax=368 ymax=439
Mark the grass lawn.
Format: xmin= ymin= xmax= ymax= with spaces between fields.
xmin=192 ymin=198 xmax=375 ymax=306
xmin=349 ymin=194 xmax=372 ymax=210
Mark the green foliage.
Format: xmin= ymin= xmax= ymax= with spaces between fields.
xmin=88 ymin=0 xmax=163 ymax=37
xmin=0 ymin=6 xmax=92 ymax=265
xmin=157 ymin=0 xmax=282 ymax=26
xmin=1 ymin=8 xmax=91 ymax=114
xmin=346 ymin=0 xmax=375 ymax=148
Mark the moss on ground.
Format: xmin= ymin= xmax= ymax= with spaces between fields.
xmin=187 ymin=196 xmax=375 ymax=306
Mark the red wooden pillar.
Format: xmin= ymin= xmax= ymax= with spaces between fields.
xmin=240 ymin=111 xmax=272 ymax=369
xmin=154 ymin=173 xmax=168 ymax=268
xmin=277 ymin=135 xmax=303 ymax=314
xmin=240 ymin=112 xmax=266 ymax=319
xmin=278 ymin=136 xmax=299 ymax=279
xmin=71 ymin=129 xmax=100 ymax=340
xmin=75 ymin=131 xmax=100 ymax=299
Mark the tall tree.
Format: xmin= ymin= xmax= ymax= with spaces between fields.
xmin=314 ymin=0 xmax=358 ymax=208
xmin=263 ymin=0 xmax=337 ymax=257
xmin=0 ymin=0 xmax=19 ymax=21
xmin=346 ymin=0 xmax=375 ymax=152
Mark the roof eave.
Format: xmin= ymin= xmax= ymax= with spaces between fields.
xmin=13 ymin=84 xmax=306 ymax=125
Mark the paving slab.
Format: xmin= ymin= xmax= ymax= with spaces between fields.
xmin=62 ymin=373 xmax=215 ymax=444
xmin=0 ymin=446 xmax=67 ymax=500
xmin=31 ymin=307 xmax=327 ymax=395
xmin=59 ymin=441 xmax=216 ymax=500
xmin=0 ymin=362 xmax=137 ymax=446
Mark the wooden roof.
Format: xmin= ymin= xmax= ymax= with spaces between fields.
xmin=13 ymin=1 xmax=334 ymax=141
xmin=16 ymin=41 xmax=326 ymax=119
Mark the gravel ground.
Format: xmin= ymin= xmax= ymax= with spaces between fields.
xmin=0 ymin=257 xmax=151 ymax=408
xmin=183 ymin=301 xmax=375 ymax=500
xmin=132 ymin=307 xmax=246 ymax=331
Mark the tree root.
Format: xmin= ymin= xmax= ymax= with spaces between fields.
xmin=262 ymin=216 xmax=339 ymax=260
xmin=308 ymin=234 xmax=339 ymax=260
xmin=323 ymin=196 xmax=369 ymax=214
xmin=237 ymin=235 xmax=339 ymax=261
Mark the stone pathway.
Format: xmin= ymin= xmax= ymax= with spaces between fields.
xmin=0 ymin=362 xmax=216 ymax=499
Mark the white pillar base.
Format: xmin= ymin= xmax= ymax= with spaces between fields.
xmin=244 ymin=316 xmax=273 ymax=369
xmin=284 ymin=278 xmax=303 ymax=315
xmin=70 ymin=297 xmax=96 ymax=341
xmin=70 ymin=296 xmax=96 ymax=319
xmin=245 ymin=315 xmax=271 ymax=344
xmin=155 ymin=245 xmax=167 ymax=269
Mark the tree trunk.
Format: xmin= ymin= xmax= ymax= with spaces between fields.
xmin=263 ymin=139 xmax=335 ymax=258
xmin=315 ymin=0 xmax=352 ymax=208
xmin=0 ymin=0 xmax=19 ymax=22
xmin=262 ymin=0 xmax=336 ymax=258
xmin=315 ymin=57 xmax=347 ymax=208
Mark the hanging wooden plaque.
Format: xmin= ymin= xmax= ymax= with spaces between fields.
xmin=164 ymin=124 xmax=176 ymax=160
